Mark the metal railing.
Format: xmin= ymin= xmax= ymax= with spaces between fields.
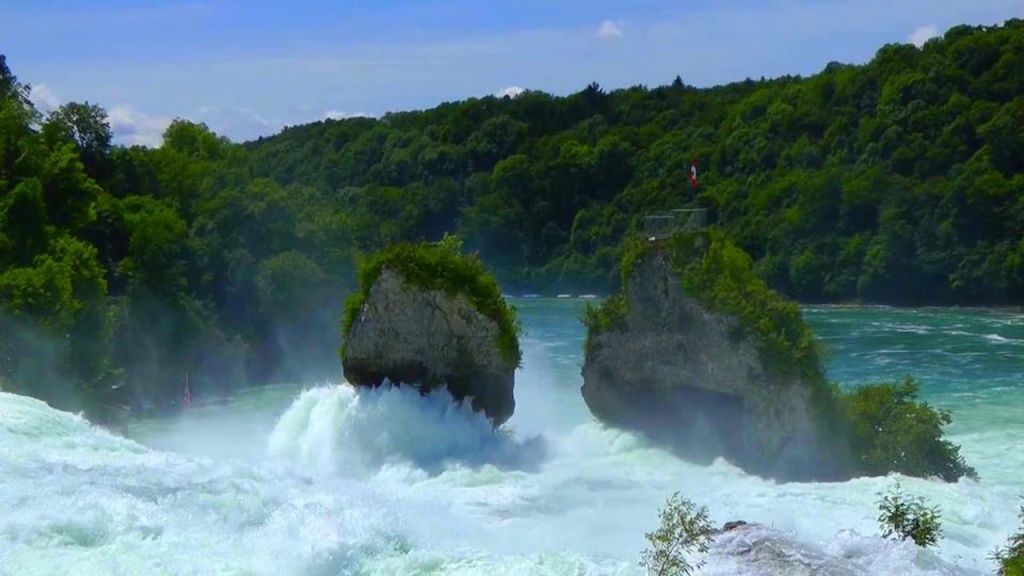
xmin=642 ymin=208 xmax=707 ymax=239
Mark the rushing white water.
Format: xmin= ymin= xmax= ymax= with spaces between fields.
xmin=1 ymin=302 xmax=1022 ymax=575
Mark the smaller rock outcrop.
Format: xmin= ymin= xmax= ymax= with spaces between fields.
xmin=340 ymin=238 xmax=521 ymax=427
xmin=719 ymin=520 xmax=751 ymax=533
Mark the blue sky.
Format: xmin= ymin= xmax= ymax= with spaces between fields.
xmin=4 ymin=0 xmax=1021 ymax=146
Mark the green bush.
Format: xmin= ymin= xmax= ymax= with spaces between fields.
xmin=578 ymin=233 xmax=647 ymax=351
xmin=842 ymin=376 xmax=978 ymax=481
xmin=993 ymin=501 xmax=1024 ymax=576
xmin=579 ymin=293 xmax=626 ymax=354
xmin=640 ymin=492 xmax=715 ymax=576
xmin=876 ymin=480 xmax=943 ymax=547
xmin=340 ymin=234 xmax=522 ymax=366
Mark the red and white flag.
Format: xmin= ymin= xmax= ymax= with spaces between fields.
xmin=689 ymin=157 xmax=699 ymax=189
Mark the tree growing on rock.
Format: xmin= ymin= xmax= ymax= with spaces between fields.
xmin=992 ymin=499 xmax=1024 ymax=576
xmin=844 ymin=377 xmax=978 ymax=482
xmin=876 ymin=481 xmax=943 ymax=548
xmin=640 ymin=491 xmax=715 ymax=576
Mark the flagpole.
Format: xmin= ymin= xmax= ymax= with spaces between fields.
xmin=689 ymin=155 xmax=699 ymax=205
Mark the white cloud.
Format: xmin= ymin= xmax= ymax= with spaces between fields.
xmin=193 ymin=106 xmax=289 ymax=142
xmin=494 ymin=86 xmax=525 ymax=98
xmin=28 ymin=82 xmax=170 ymax=147
xmin=909 ymin=24 xmax=940 ymax=47
xmin=107 ymin=105 xmax=171 ymax=148
xmin=325 ymin=110 xmax=374 ymax=120
xmin=597 ymin=19 xmax=625 ymax=40
xmin=30 ymin=83 xmax=61 ymax=113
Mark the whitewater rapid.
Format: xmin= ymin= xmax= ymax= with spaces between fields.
xmin=1 ymin=302 xmax=1022 ymax=575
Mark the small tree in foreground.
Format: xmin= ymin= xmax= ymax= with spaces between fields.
xmin=640 ymin=491 xmax=715 ymax=576
xmin=992 ymin=501 xmax=1024 ymax=576
xmin=876 ymin=481 xmax=943 ymax=547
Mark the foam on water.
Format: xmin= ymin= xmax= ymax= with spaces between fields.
xmin=2 ymin=301 xmax=1022 ymax=575
xmin=258 ymin=381 xmax=1014 ymax=575
xmin=0 ymin=392 xmax=404 ymax=575
xmin=266 ymin=383 xmax=545 ymax=477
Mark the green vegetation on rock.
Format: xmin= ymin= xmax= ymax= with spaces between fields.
xmin=580 ymin=293 xmax=626 ymax=354
xmin=843 ymin=376 xmax=977 ymax=481
xmin=585 ymin=229 xmax=822 ymax=381
xmin=341 ymin=234 xmax=522 ymax=366
xmin=675 ymin=229 xmax=823 ymax=381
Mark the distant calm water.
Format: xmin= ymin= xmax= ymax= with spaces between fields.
xmin=1 ymin=300 xmax=1021 ymax=575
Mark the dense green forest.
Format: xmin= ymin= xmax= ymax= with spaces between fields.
xmin=1 ymin=19 xmax=1022 ymax=415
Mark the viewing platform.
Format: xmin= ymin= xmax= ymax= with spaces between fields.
xmin=641 ymin=208 xmax=708 ymax=240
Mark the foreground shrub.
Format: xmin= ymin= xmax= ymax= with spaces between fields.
xmin=992 ymin=501 xmax=1024 ymax=576
xmin=876 ymin=481 xmax=943 ymax=547
xmin=640 ymin=492 xmax=715 ymax=576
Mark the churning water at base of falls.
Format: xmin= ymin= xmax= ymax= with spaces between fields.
xmin=1 ymin=300 xmax=1022 ymax=575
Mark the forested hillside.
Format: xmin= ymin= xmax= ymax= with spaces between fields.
xmin=1 ymin=19 xmax=1022 ymax=414
xmin=245 ymin=19 xmax=1023 ymax=304
xmin=0 ymin=58 xmax=347 ymax=415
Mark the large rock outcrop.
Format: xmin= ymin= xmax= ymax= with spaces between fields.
xmin=341 ymin=242 xmax=520 ymax=427
xmin=581 ymin=232 xmax=848 ymax=481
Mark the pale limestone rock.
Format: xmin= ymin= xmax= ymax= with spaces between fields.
xmin=343 ymin=267 xmax=515 ymax=426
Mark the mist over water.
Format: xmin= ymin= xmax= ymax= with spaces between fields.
xmin=1 ymin=300 xmax=1021 ymax=575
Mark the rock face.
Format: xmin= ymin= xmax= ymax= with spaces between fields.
xmin=581 ymin=243 xmax=842 ymax=481
xmin=712 ymin=524 xmax=862 ymax=575
xmin=342 ymin=267 xmax=516 ymax=426
xmin=719 ymin=520 xmax=750 ymax=533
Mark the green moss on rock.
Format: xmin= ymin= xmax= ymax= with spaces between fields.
xmin=580 ymin=293 xmax=625 ymax=354
xmin=584 ymin=228 xmax=824 ymax=382
xmin=341 ymin=235 xmax=522 ymax=366
xmin=670 ymin=229 xmax=823 ymax=382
